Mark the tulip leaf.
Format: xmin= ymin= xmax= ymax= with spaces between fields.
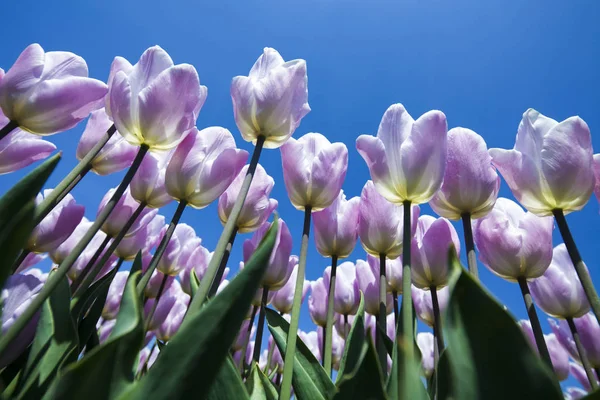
xmin=443 ymin=251 xmax=563 ymax=400
xmin=70 ymin=265 xmax=117 ymax=322
xmin=335 ymin=293 xmax=365 ymax=384
xmin=77 ymin=279 xmax=111 ymax=354
xmin=14 ymin=274 xmax=77 ymax=400
xmin=0 ymin=153 xmax=60 ymax=290
xmin=206 ymin=355 xmax=250 ymax=400
xmin=246 ymin=363 xmax=277 ymax=400
xmin=43 ymin=271 xmax=144 ymax=400
xmin=130 ymin=252 xmax=143 ymax=275
xmin=265 ymin=308 xmax=337 ymax=400
xmin=126 ymin=218 xmax=279 ymax=400
xmin=190 ymin=269 xmax=200 ymax=297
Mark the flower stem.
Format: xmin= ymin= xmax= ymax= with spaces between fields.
xmin=11 ymin=249 xmax=31 ymax=274
xmin=461 ymin=212 xmax=479 ymax=280
xmin=33 ymin=125 xmax=116 ymax=226
xmin=430 ymin=285 xmax=445 ymax=354
xmin=517 ymin=277 xmax=554 ymax=372
xmin=392 ymin=291 xmax=399 ymax=328
xmin=187 ymin=136 xmax=265 ymax=315
xmin=0 ymin=143 xmax=148 ymax=356
xmin=280 ymin=206 xmax=312 ymax=400
xmin=70 ymin=234 xmax=112 ymax=293
xmin=137 ymin=201 xmax=187 ymax=296
xmin=401 ymin=201 xmax=414 ymax=348
xmin=553 ymin=209 xmax=600 ymax=326
xmin=253 ymin=287 xmax=270 ymax=363
xmin=567 ymin=317 xmax=599 ymax=390
xmin=264 ymin=336 xmax=276 ymax=374
xmin=146 ymin=274 xmax=170 ymax=330
xmin=0 ymin=120 xmax=19 ymax=141
xmin=207 ymin=227 xmax=239 ymax=298
xmin=240 ymin=305 xmax=258 ymax=375
xmin=378 ymin=253 xmax=388 ymax=375
xmin=323 ymin=254 xmax=338 ymax=375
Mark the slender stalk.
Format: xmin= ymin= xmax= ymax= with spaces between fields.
xmin=378 ymin=253 xmax=388 ymax=375
xmin=240 ymin=305 xmax=258 ymax=374
xmin=264 ymin=336 xmax=275 ymax=374
xmin=392 ymin=291 xmax=399 ymax=328
xmin=207 ymin=227 xmax=239 ymax=298
xmin=344 ymin=314 xmax=349 ymax=338
xmin=11 ymin=249 xmax=31 ymax=274
xmin=323 ymin=254 xmax=338 ymax=375
xmin=0 ymin=120 xmax=19 ymax=141
xmin=553 ymin=209 xmax=600 ymax=325
xmin=430 ymin=285 xmax=445 ymax=353
xmin=146 ymin=274 xmax=169 ymax=330
xmin=187 ymin=136 xmax=265 ymax=315
xmin=461 ymin=212 xmax=479 ymax=280
xmin=280 ymin=206 xmax=312 ymax=400
xmin=0 ymin=144 xmax=148 ymax=356
xmin=33 ymin=125 xmax=117 ymax=226
xmin=253 ymin=287 xmax=270 ymax=363
xmin=137 ymin=201 xmax=187 ymax=296
xmin=401 ymin=201 xmax=414 ymax=348
xmin=567 ymin=317 xmax=599 ymax=390
xmin=517 ymin=277 xmax=554 ymax=371
xmin=73 ymin=201 xmax=147 ymax=298
xmin=70 ymin=234 xmax=112 ymax=293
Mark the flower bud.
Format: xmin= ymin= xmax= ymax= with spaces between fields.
xmin=130 ymin=150 xmax=174 ymax=208
xmin=98 ymin=187 xmax=156 ymax=238
xmin=313 ymin=191 xmax=360 ymax=258
xmin=157 ymin=224 xmax=200 ymax=276
xmin=102 ymin=271 xmax=129 ymax=320
xmin=156 ymin=293 xmax=189 ymax=342
xmin=179 ymin=244 xmax=212 ymax=296
xmin=367 ymin=254 xmax=402 ymax=294
xmin=412 ymin=285 xmax=449 ymax=327
xmin=417 ymin=332 xmax=435 ymax=378
xmin=324 ymin=262 xmax=360 ymax=316
xmin=115 ymin=214 xmax=166 ymax=261
xmin=271 ymin=262 xmax=309 ymax=314
xmin=308 ymin=278 xmax=328 ymax=327
xmin=355 ymin=259 xmax=393 ymax=316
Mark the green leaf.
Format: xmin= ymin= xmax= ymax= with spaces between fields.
xmin=582 ymin=390 xmax=600 ymax=399
xmin=126 ymin=217 xmax=280 ymax=400
xmin=265 ymin=308 xmax=337 ymax=400
xmin=206 ymin=356 xmax=250 ymax=400
xmin=334 ymin=336 xmax=388 ymax=400
xmin=190 ymin=269 xmax=200 ymax=297
xmin=246 ymin=363 xmax=278 ymax=400
xmin=43 ymin=271 xmax=144 ymax=400
xmin=336 ymin=293 xmax=365 ymax=383
xmin=70 ymin=264 xmax=117 ymax=322
xmin=443 ymin=251 xmax=563 ymax=400
xmin=0 ymin=153 xmax=60 ymax=290
xmin=16 ymin=274 xmax=78 ymax=400
xmin=77 ymin=277 xmax=111 ymax=354
xmin=130 ymin=252 xmax=142 ymax=275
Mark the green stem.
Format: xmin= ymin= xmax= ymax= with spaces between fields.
xmin=70 ymin=233 xmax=112 ymax=293
xmin=253 ymin=287 xmax=269 ymax=363
xmin=33 ymin=125 xmax=116 ymax=226
xmin=146 ymin=274 xmax=169 ymax=330
xmin=430 ymin=285 xmax=445 ymax=353
xmin=461 ymin=212 xmax=479 ymax=280
xmin=378 ymin=253 xmax=388 ymax=375
xmin=517 ymin=277 xmax=554 ymax=372
xmin=11 ymin=249 xmax=31 ymax=274
xmin=187 ymin=135 xmax=265 ymax=316
xmin=323 ymin=254 xmax=338 ymax=375
xmin=0 ymin=143 xmax=148 ymax=356
xmin=567 ymin=317 xmax=599 ymax=390
xmin=400 ymin=200 xmax=414 ymax=351
xmin=137 ymin=201 xmax=187 ymax=296
xmin=207 ymin=227 xmax=239 ymax=298
xmin=264 ymin=336 xmax=276 ymax=374
xmin=392 ymin=291 xmax=399 ymax=328
xmin=0 ymin=120 xmax=19 ymax=141
xmin=240 ymin=305 xmax=258 ymax=375
xmin=280 ymin=206 xmax=312 ymax=400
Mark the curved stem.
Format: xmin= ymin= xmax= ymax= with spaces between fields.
xmin=0 ymin=144 xmax=148 ymax=356
xmin=11 ymin=249 xmax=31 ymax=274
xmin=253 ymin=287 xmax=269 ymax=363
xmin=280 ymin=206 xmax=312 ymax=400
xmin=378 ymin=253 xmax=388 ymax=375
xmin=323 ymin=254 xmax=338 ymax=375
xmin=461 ymin=212 xmax=479 ymax=280
xmin=401 ymin=201 xmax=414 ymax=348
xmin=33 ymin=125 xmax=116 ymax=226
xmin=567 ymin=317 xmax=599 ymax=390
xmin=137 ymin=201 xmax=187 ymax=296
xmin=70 ymin=234 xmax=112 ymax=293
xmin=240 ymin=305 xmax=258 ymax=375
xmin=392 ymin=291 xmax=399 ymax=328
xmin=188 ymin=136 xmax=265 ymax=315
xmin=207 ymin=227 xmax=239 ymax=298
xmin=517 ymin=277 xmax=554 ymax=372
xmin=146 ymin=274 xmax=169 ymax=330
xmin=0 ymin=120 xmax=19 ymax=141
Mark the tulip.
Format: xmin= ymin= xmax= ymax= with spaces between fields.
xmin=179 ymin=244 xmax=212 ymax=296
xmin=165 ymin=127 xmax=248 ymax=208
xmin=412 ymin=286 xmax=449 ymax=327
xmin=137 ymin=345 xmax=159 ymax=375
xmin=519 ymin=320 xmax=569 ymax=380
xmin=430 ymin=127 xmax=500 ymax=219
xmin=233 ymin=340 xmax=255 ymax=371
xmin=317 ymin=325 xmax=344 ymax=371
xmin=299 ymin=330 xmax=321 ymax=361
xmin=102 ymin=271 xmax=129 ymax=320
xmin=156 ymin=293 xmax=189 ymax=342
xmin=594 ymin=154 xmax=600 ymax=208
xmin=308 ymin=278 xmax=328 ymax=327
xmin=50 ymin=217 xmax=91 ymax=264
xmin=107 ymin=46 xmax=207 ymax=151
xmin=64 ymin=222 xmax=117 ymax=282
xmin=313 ymin=191 xmax=360 ymax=258
xmin=570 ymin=362 xmax=600 ymax=392
xmin=0 ymin=44 xmax=107 ymax=135
xmin=358 ymin=180 xmax=420 ymax=258
xmin=322 ymin=262 xmax=359 ymax=316
xmin=355 ymin=259 xmax=393 ymax=316
xmin=550 ymin=313 xmax=600 ymax=368
xmin=157 ymin=224 xmax=201 ymax=276
xmin=411 ymin=215 xmax=461 ymax=289
xmin=98 ymin=319 xmax=116 ymax=344
xmin=218 ymin=164 xmax=278 ymax=233
xmin=144 ymin=270 xmax=175 ymax=300
xmin=417 ymin=332 xmax=435 ymax=378
xmin=334 ymin=313 xmax=356 ymax=339
xmin=26 ymin=190 xmax=85 ymax=253
xmin=98 ymin=187 xmax=156 ymax=238
xmin=233 ymin=320 xmax=256 ymax=352
xmin=489 ymin=109 xmax=594 ymax=215
xmin=356 ymin=103 xmax=448 ymax=204
xmin=529 ymin=244 xmax=590 ymax=319
xmin=15 ymin=253 xmax=46 ymax=274
xmin=281 ymin=133 xmax=348 ymax=212
xmin=115 ymin=214 xmax=165 ymax=261
xmin=473 ymin=198 xmax=554 ymax=281
xmin=271 ymin=262 xmax=309 ymax=314
xmin=231 ymin=47 xmax=310 ymax=149
xmin=76 ymin=108 xmax=137 ymax=175
xmin=144 ymin=280 xmax=183 ymax=330
xmin=367 ymin=254 xmax=402 ymax=294
xmin=565 ymin=387 xmax=588 ymax=400
xmin=130 ymin=149 xmax=174 ymax=209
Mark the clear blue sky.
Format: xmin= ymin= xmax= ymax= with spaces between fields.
xmin=2 ymin=0 xmax=599 ymax=392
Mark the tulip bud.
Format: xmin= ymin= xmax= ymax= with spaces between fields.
xmin=233 ymin=340 xmax=255 ymax=370
xmin=358 ymin=180 xmax=420 ymax=259
xmin=145 ymin=270 xmax=175 ymax=300
xmin=356 ymin=104 xmax=448 ymax=204
xmin=98 ymin=187 xmax=156 ymax=238
xmin=367 ymin=254 xmax=402 ymax=294
xmin=308 ymin=278 xmax=328 ymax=326
xmin=102 ymin=271 xmax=129 ymax=320
xmin=165 ymin=127 xmax=248 ymax=208
xmin=243 ymin=220 xmax=294 ymax=290
xmin=76 ymin=108 xmax=137 ymax=175
xmin=489 ymin=109 xmax=595 ymax=215
xmin=157 ymin=224 xmax=200 ymax=276
xmin=519 ymin=320 xmax=569 ymax=381
xmin=231 ymin=47 xmax=310 ymax=149
xmin=27 ymin=190 xmax=85 ymax=253
xmin=429 ymin=128 xmax=500 ymax=219
xmin=144 ymin=280 xmax=183 ymax=330
xmin=281 ymin=133 xmax=348 ymax=211
xmin=0 ymin=44 xmax=107 ymax=135
xmin=411 ymin=215 xmax=461 ymax=289
xmin=98 ymin=319 xmax=116 ymax=344
xmin=50 ymin=217 xmax=90 ymax=264
xmin=156 ymin=293 xmax=189 ymax=342
xmin=355 ymin=259 xmax=393 ymax=316
xmin=334 ymin=313 xmax=356 ymax=340
xmin=115 ymin=214 xmax=166 ymax=261
xmin=218 ymin=164 xmax=278 ymax=233
xmin=130 ymin=150 xmax=174 ymax=208
xmin=271 ymin=262 xmax=309 ymax=314
xmin=232 ymin=320 xmax=256 ymax=352
xmin=412 ymin=285 xmax=449 ymax=327
xmin=324 ymin=262 xmax=360 ymax=316
xmin=473 ymin=198 xmax=554 ymax=281
xmin=570 ymin=362 xmax=599 ymax=392
xmin=317 ymin=327 xmax=344 ymax=371
xmin=549 ymin=313 xmax=600 ymax=368
xmin=417 ymin=332 xmax=435 ymax=378
xmin=179 ymin=244 xmax=212 ymax=296
xmin=107 ymin=46 xmax=207 ymax=151
xmin=313 ymin=191 xmax=360 ymax=258
xmin=68 ymin=232 xmax=118 ymax=282
xmin=529 ymin=244 xmax=590 ymax=319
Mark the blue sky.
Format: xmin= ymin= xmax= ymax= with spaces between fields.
xmin=2 ymin=0 xmax=599 ymax=392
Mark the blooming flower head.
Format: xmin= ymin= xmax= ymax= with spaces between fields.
xmin=308 ymin=277 xmax=328 ymax=327
xmin=324 ymin=261 xmax=360 ymax=316
xmin=130 ymin=149 xmax=174 ymax=209
xmin=355 ymin=259 xmax=393 ymax=316
xmin=313 ymin=191 xmax=360 ymax=258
